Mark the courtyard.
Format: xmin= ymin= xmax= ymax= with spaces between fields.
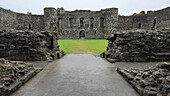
xmin=0 ymin=1 xmax=169 ymax=95
xmin=58 ymin=39 xmax=107 ymax=54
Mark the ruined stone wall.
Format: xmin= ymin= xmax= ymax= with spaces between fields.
xmin=0 ymin=58 xmax=42 ymax=96
xmin=102 ymin=30 xmax=170 ymax=62
xmin=1 ymin=7 xmax=170 ymax=39
xmin=117 ymin=63 xmax=170 ymax=96
xmin=0 ymin=29 xmax=64 ymax=61
xmin=118 ymin=7 xmax=170 ymax=31
xmin=0 ymin=8 xmax=17 ymax=29
xmin=0 ymin=8 xmax=44 ymax=31
xmin=44 ymin=7 xmax=118 ymax=39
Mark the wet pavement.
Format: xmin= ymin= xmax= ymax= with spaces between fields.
xmin=12 ymin=54 xmax=139 ymax=96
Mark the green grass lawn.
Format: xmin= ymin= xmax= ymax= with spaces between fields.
xmin=58 ymin=39 xmax=107 ymax=54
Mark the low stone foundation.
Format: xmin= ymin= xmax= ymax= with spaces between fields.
xmin=0 ymin=58 xmax=42 ymax=96
xmin=101 ymin=30 xmax=170 ymax=62
xmin=117 ymin=63 xmax=170 ymax=96
xmin=0 ymin=29 xmax=65 ymax=61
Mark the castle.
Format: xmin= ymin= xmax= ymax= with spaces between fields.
xmin=0 ymin=7 xmax=170 ymax=39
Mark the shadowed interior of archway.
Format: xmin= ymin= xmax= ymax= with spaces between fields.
xmin=79 ymin=30 xmax=85 ymax=38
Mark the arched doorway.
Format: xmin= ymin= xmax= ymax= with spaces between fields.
xmin=79 ymin=30 xmax=85 ymax=38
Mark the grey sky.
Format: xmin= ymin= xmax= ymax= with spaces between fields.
xmin=0 ymin=0 xmax=169 ymax=15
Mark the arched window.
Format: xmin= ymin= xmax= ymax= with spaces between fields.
xmin=90 ymin=18 xmax=94 ymax=28
xmin=80 ymin=18 xmax=84 ymax=27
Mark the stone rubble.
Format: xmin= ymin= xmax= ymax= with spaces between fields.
xmin=0 ymin=58 xmax=42 ymax=96
xmin=117 ymin=63 xmax=170 ymax=96
xmin=0 ymin=29 xmax=65 ymax=61
xmin=101 ymin=30 xmax=170 ymax=62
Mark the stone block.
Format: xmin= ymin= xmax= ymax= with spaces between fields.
xmin=144 ymin=90 xmax=157 ymax=96
xmin=0 ymin=44 xmax=5 ymax=50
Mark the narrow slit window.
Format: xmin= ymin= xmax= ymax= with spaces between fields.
xmin=138 ymin=23 xmax=141 ymax=29
xmin=90 ymin=18 xmax=94 ymax=28
xmin=100 ymin=17 xmax=104 ymax=27
xmin=29 ymin=24 xmax=31 ymax=29
xmin=58 ymin=18 xmax=62 ymax=29
xmin=69 ymin=18 xmax=73 ymax=27
xmin=152 ymin=18 xmax=157 ymax=30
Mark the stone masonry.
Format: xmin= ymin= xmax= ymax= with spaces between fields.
xmin=101 ymin=30 xmax=170 ymax=62
xmin=118 ymin=7 xmax=170 ymax=31
xmin=1 ymin=7 xmax=169 ymax=39
xmin=0 ymin=7 xmax=118 ymax=39
xmin=0 ymin=29 xmax=65 ymax=61
xmin=0 ymin=58 xmax=42 ymax=96
xmin=44 ymin=7 xmax=118 ymax=39
xmin=117 ymin=63 xmax=170 ymax=96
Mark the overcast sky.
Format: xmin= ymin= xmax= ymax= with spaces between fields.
xmin=0 ymin=0 xmax=169 ymax=15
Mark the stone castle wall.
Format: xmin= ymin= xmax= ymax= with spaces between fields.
xmin=0 ymin=29 xmax=64 ymax=61
xmin=0 ymin=7 xmax=170 ymax=39
xmin=101 ymin=30 xmax=170 ymax=62
xmin=0 ymin=8 xmax=44 ymax=31
xmin=0 ymin=7 xmax=118 ymax=39
xmin=44 ymin=7 xmax=118 ymax=39
xmin=118 ymin=7 xmax=170 ymax=31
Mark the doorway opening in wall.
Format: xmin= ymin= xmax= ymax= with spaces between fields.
xmin=79 ymin=30 xmax=85 ymax=39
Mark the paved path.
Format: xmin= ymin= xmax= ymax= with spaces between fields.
xmin=12 ymin=54 xmax=138 ymax=96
